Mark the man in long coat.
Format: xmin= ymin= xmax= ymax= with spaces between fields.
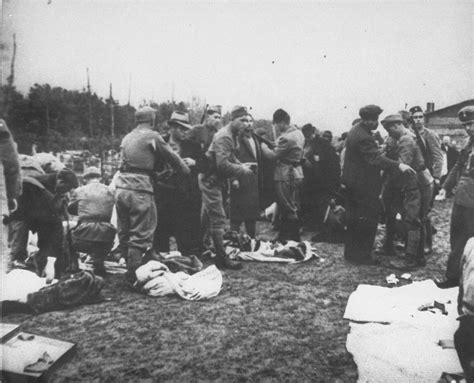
xmin=342 ymin=105 xmax=415 ymax=264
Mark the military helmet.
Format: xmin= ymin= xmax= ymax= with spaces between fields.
xmin=135 ymin=106 xmax=157 ymax=124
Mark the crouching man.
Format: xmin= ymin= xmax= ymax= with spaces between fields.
xmin=7 ymin=169 xmax=78 ymax=278
xmin=67 ymin=167 xmax=116 ymax=277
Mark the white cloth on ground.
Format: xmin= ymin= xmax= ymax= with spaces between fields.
xmin=1 ymin=269 xmax=58 ymax=303
xmin=344 ymin=280 xmax=462 ymax=382
xmin=135 ymin=261 xmax=222 ymax=300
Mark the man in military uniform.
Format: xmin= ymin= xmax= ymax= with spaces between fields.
xmin=115 ymin=107 xmax=190 ymax=284
xmin=342 ymin=105 xmax=415 ymax=265
xmin=410 ymin=105 xmax=443 ymax=253
xmin=67 ymin=167 xmax=116 ymax=276
xmin=0 ymin=119 xmax=22 ymax=271
xmin=199 ymin=106 xmax=254 ymax=270
xmin=436 ymin=106 xmax=474 ymax=288
xmin=154 ymin=111 xmax=209 ymax=256
xmin=268 ymin=109 xmax=305 ymax=241
xmin=188 ymin=105 xmax=222 ymax=153
xmin=381 ymin=114 xmax=434 ymax=269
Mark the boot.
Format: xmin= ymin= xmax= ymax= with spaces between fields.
xmin=125 ymin=247 xmax=144 ymax=285
xmin=212 ymin=231 xmax=242 ymax=270
xmin=277 ymin=217 xmax=289 ymax=242
xmin=383 ymin=217 xmax=396 ymax=256
xmin=388 ymin=229 xmax=425 ymax=270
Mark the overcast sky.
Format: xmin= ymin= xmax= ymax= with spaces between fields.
xmin=2 ymin=0 xmax=473 ymax=133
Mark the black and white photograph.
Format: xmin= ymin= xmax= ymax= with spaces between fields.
xmin=1 ymin=0 xmax=473 ymax=381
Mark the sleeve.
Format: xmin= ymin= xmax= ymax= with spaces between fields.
xmin=0 ymin=123 xmax=22 ymax=201
xmin=397 ymin=136 xmax=415 ymax=166
xmin=442 ymin=154 xmax=463 ymax=193
xmin=326 ymin=146 xmax=341 ymax=193
xmin=274 ymin=136 xmax=290 ymax=160
xmin=426 ymin=131 xmax=444 ymax=179
xmin=359 ymin=136 xmax=400 ymax=171
xmin=190 ymin=142 xmax=210 ymax=173
xmin=261 ymin=142 xmax=276 ymax=160
xmin=67 ymin=188 xmax=80 ymax=215
xmin=215 ymin=136 xmax=246 ymax=178
xmin=154 ymin=135 xmax=190 ymax=175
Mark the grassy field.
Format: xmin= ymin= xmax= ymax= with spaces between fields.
xmin=2 ymin=199 xmax=453 ymax=382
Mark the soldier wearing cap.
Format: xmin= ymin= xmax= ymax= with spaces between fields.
xmin=265 ymin=109 xmax=305 ymax=241
xmin=188 ymin=105 xmax=222 ymax=153
xmin=380 ymin=114 xmax=434 ymax=269
xmin=154 ymin=111 xmax=209 ymax=256
xmin=67 ymin=167 xmax=116 ymax=276
xmin=115 ymin=106 xmax=190 ymax=285
xmin=0 ymin=119 xmax=22 ymax=271
xmin=436 ymin=105 xmax=474 ymax=288
xmin=198 ymin=106 xmax=254 ymax=269
xmin=342 ymin=105 xmax=415 ymax=264
xmin=409 ymin=105 xmax=443 ymax=253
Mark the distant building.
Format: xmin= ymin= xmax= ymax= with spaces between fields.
xmin=424 ymin=99 xmax=474 ymax=147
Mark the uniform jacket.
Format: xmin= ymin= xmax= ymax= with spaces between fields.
xmin=206 ymin=124 xmax=247 ymax=180
xmin=273 ymin=126 xmax=305 ymax=182
xmin=443 ymin=138 xmax=474 ymax=207
xmin=117 ymin=124 xmax=189 ymax=193
xmin=302 ymin=135 xmax=340 ymax=194
xmin=418 ymin=127 xmax=444 ymax=179
xmin=342 ymin=122 xmax=399 ymax=197
xmin=0 ymin=119 xmax=22 ymax=201
xmin=188 ymin=124 xmax=218 ymax=153
xmin=68 ymin=182 xmax=116 ymax=243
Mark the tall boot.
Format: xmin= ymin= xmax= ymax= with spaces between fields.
xmin=212 ymin=231 xmax=242 ymax=270
xmin=424 ymin=220 xmax=433 ymax=255
xmin=277 ymin=217 xmax=289 ymax=242
xmin=389 ymin=229 xmax=424 ymax=270
xmin=288 ymin=218 xmax=301 ymax=242
xmin=125 ymin=247 xmax=144 ymax=284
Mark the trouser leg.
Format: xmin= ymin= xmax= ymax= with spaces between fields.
xmin=8 ymin=219 xmax=29 ymax=263
xmin=244 ymin=220 xmax=256 ymax=238
xmin=446 ymin=204 xmax=474 ymax=282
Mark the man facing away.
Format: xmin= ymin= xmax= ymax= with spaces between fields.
xmin=115 ymin=107 xmax=190 ymax=285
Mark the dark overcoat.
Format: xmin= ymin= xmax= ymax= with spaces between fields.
xmin=230 ymin=135 xmax=263 ymax=222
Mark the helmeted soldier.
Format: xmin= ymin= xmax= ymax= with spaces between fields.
xmin=67 ymin=166 xmax=116 ymax=276
xmin=436 ymin=105 xmax=474 ymax=288
xmin=115 ymin=106 xmax=190 ymax=284
xmin=380 ymin=114 xmax=434 ymax=269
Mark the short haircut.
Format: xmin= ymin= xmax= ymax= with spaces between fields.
xmin=273 ymin=109 xmax=290 ymax=124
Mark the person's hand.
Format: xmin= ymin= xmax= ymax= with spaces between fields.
xmin=398 ymin=163 xmax=416 ymax=174
xmin=434 ymin=178 xmax=441 ymax=188
xmin=241 ymin=163 xmax=254 ymax=175
xmin=231 ymin=179 xmax=240 ymax=189
xmin=8 ymin=198 xmax=18 ymax=213
xmin=182 ymin=157 xmax=196 ymax=167
xmin=435 ymin=188 xmax=446 ymax=201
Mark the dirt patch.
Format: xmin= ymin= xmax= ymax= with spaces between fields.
xmin=2 ymin=200 xmax=453 ymax=382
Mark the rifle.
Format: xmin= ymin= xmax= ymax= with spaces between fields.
xmin=200 ymin=104 xmax=209 ymax=124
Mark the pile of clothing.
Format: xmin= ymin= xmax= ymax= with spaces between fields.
xmin=223 ymin=232 xmax=319 ymax=263
xmin=134 ymin=261 xmax=222 ymax=300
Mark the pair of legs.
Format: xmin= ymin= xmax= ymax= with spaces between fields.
xmin=115 ymin=188 xmax=157 ymax=282
xmin=275 ymin=179 xmax=302 ymax=242
xmin=230 ymin=219 xmax=256 ymax=238
xmin=199 ymin=174 xmax=241 ymax=269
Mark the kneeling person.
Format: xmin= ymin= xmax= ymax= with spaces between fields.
xmin=68 ymin=167 xmax=116 ymax=276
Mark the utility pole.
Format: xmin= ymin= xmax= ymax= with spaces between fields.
xmin=4 ymin=34 xmax=17 ymax=120
xmin=109 ymin=83 xmax=115 ymax=150
xmin=86 ymin=68 xmax=93 ymax=138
